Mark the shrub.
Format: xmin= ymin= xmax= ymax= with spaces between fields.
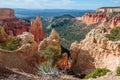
xmin=85 ymin=68 xmax=110 ymax=79
xmin=0 ymin=37 xmax=21 ymax=51
xmin=116 ymin=66 xmax=120 ymax=76
xmin=40 ymin=45 xmax=60 ymax=61
xmin=107 ymin=27 xmax=120 ymax=41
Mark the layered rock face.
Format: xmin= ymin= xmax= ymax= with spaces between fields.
xmin=96 ymin=7 xmax=120 ymax=13
xmin=30 ymin=16 xmax=45 ymax=43
xmin=70 ymin=27 xmax=120 ymax=74
xmin=81 ymin=13 xmax=108 ymax=25
xmin=38 ymin=29 xmax=71 ymax=70
xmin=0 ymin=8 xmax=15 ymax=20
xmin=78 ymin=7 xmax=120 ymax=28
xmin=80 ymin=13 xmax=120 ymax=28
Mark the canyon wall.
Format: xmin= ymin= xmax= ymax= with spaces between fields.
xmin=79 ymin=9 xmax=120 ymax=28
xmin=70 ymin=27 xmax=120 ymax=74
xmin=0 ymin=8 xmax=15 ymax=20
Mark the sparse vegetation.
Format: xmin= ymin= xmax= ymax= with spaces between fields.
xmin=116 ymin=66 xmax=120 ymax=76
xmin=38 ymin=45 xmax=61 ymax=76
xmin=85 ymin=68 xmax=110 ymax=79
xmin=107 ymin=27 xmax=120 ymax=41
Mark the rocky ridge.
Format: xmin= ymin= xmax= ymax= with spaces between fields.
xmin=70 ymin=27 xmax=120 ymax=74
xmin=76 ymin=7 xmax=120 ymax=28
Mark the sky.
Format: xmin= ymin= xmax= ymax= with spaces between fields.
xmin=0 ymin=0 xmax=120 ymax=10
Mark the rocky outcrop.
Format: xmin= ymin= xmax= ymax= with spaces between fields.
xmin=96 ymin=7 xmax=120 ymax=13
xmin=38 ymin=29 xmax=71 ymax=70
xmin=0 ymin=8 xmax=30 ymax=36
xmin=70 ymin=27 xmax=120 ymax=74
xmin=0 ymin=32 xmax=38 ymax=73
xmin=30 ymin=16 xmax=45 ymax=43
xmin=0 ymin=8 xmax=15 ymax=20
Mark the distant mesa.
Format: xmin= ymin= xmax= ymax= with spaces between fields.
xmin=96 ymin=7 xmax=120 ymax=13
xmin=0 ymin=8 xmax=15 ymax=20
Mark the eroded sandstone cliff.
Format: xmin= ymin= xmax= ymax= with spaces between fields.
xmin=76 ymin=7 xmax=120 ymax=28
xmin=70 ymin=27 xmax=120 ymax=74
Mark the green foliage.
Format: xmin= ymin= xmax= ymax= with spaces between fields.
xmin=116 ymin=66 xmax=120 ymax=76
xmin=107 ymin=27 xmax=120 ymax=41
xmin=40 ymin=45 xmax=60 ymax=60
xmin=85 ymin=68 xmax=110 ymax=79
xmin=43 ymin=15 xmax=95 ymax=49
xmin=0 ymin=37 xmax=21 ymax=51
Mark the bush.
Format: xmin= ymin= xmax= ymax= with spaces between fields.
xmin=116 ymin=66 xmax=120 ymax=76
xmin=0 ymin=37 xmax=21 ymax=50
xmin=107 ymin=27 xmax=120 ymax=41
xmin=85 ymin=68 xmax=110 ymax=79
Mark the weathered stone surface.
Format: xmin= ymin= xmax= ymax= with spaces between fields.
xmin=0 ymin=32 xmax=38 ymax=73
xmin=0 ymin=8 xmax=15 ymax=20
xmin=70 ymin=27 xmax=120 ymax=74
xmin=30 ymin=16 xmax=45 ymax=43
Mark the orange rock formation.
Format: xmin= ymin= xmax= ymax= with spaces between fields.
xmin=30 ymin=16 xmax=45 ymax=43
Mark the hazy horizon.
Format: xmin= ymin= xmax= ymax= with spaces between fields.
xmin=0 ymin=0 xmax=120 ymax=10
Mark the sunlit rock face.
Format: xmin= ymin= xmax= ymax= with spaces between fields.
xmin=81 ymin=13 xmax=108 ymax=26
xmin=0 ymin=8 xmax=15 ymax=20
xmin=76 ymin=7 xmax=120 ymax=28
xmin=70 ymin=27 xmax=120 ymax=74
xmin=30 ymin=16 xmax=45 ymax=43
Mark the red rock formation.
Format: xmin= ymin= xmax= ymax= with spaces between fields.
xmin=0 ymin=8 xmax=30 ymax=36
xmin=80 ymin=13 xmax=120 ymax=28
xmin=30 ymin=16 xmax=45 ymax=43
xmin=81 ymin=13 xmax=108 ymax=25
xmin=0 ymin=8 xmax=15 ymax=20
xmin=55 ymin=55 xmax=71 ymax=71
